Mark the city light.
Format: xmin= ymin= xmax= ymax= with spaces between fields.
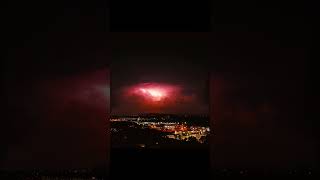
xmin=111 ymin=115 xmax=210 ymax=144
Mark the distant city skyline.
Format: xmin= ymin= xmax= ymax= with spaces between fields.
xmin=111 ymin=112 xmax=209 ymax=116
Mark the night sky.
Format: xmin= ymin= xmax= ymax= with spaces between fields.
xmin=111 ymin=48 xmax=209 ymax=115
xmin=2 ymin=31 xmax=316 ymax=173
xmin=2 ymin=1 xmax=317 ymax=176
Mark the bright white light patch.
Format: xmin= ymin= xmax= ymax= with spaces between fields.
xmin=140 ymin=88 xmax=165 ymax=100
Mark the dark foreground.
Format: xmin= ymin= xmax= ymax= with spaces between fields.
xmin=111 ymin=146 xmax=318 ymax=179
xmin=110 ymin=146 xmax=210 ymax=179
xmin=0 ymin=168 xmax=106 ymax=180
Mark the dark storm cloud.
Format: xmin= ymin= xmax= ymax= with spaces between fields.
xmin=110 ymin=33 xmax=209 ymax=115
xmin=111 ymin=81 xmax=208 ymax=115
xmin=111 ymin=62 xmax=208 ymax=115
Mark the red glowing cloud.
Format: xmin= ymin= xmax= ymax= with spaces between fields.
xmin=126 ymin=83 xmax=180 ymax=103
xmin=139 ymin=88 xmax=165 ymax=101
xmin=112 ymin=82 xmax=208 ymax=115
